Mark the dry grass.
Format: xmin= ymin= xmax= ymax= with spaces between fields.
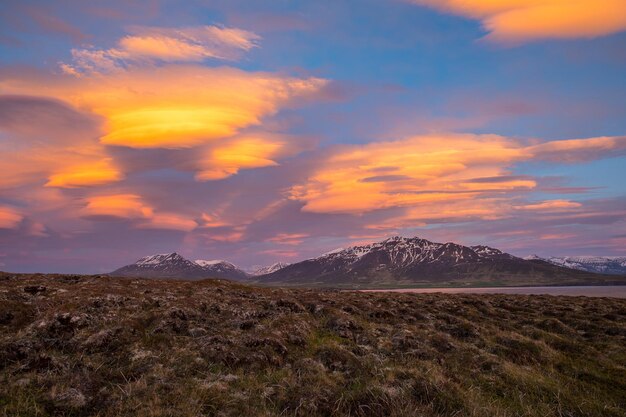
xmin=1 ymin=272 xmax=625 ymax=416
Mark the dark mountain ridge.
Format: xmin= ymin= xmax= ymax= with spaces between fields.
xmin=110 ymin=253 xmax=249 ymax=281
xmin=256 ymin=236 xmax=623 ymax=287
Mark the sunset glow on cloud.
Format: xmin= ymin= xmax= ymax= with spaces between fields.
xmin=290 ymin=133 xmax=526 ymax=213
xmin=62 ymin=25 xmax=260 ymax=75
xmin=0 ymin=0 xmax=624 ymax=272
xmin=1 ymin=66 xmax=325 ymax=149
xmin=290 ymin=133 xmax=622 ymax=214
xmin=0 ymin=206 xmax=23 ymax=229
xmin=81 ymin=194 xmax=197 ymax=231
xmin=197 ymin=135 xmax=289 ymax=181
xmin=82 ymin=194 xmax=153 ymax=219
xmin=516 ymin=200 xmax=582 ymax=211
xmin=46 ymin=158 xmax=123 ymax=188
xmin=410 ymin=0 xmax=626 ymax=43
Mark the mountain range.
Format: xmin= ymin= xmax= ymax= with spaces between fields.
xmin=525 ymin=255 xmax=626 ymax=275
xmin=256 ymin=236 xmax=623 ymax=287
xmin=110 ymin=253 xmax=249 ymax=281
xmin=109 ymin=236 xmax=625 ymax=287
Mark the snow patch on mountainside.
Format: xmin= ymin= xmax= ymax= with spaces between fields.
xmin=195 ymin=259 xmax=233 ymax=268
xmin=313 ymin=236 xmax=516 ymax=269
xmin=252 ymin=262 xmax=290 ymax=276
xmin=112 ymin=253 xmax=249 ymax=280
xmin=136 ymin=253 xmax=188 ymax=267
xmin=528 ymin=255 xmax=626 ymax=275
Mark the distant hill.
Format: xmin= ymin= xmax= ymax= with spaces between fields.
xmin=255 ymin=236 xmax=625 ymax=288
xmin=250 ymin=262 xmax=290 ymax=276
xmin=526 ymin=255 xmax=626 ymax=275
xmin=194 ymin=259 xmax=250 ymax=281
xmin=110 ymin=253 xmax=249 ymax=281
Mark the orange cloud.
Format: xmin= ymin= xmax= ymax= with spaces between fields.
xmin=137 ymin=213 xmax=198 ymax=232
xmin=45 ymin=158 xmax=123 ymax=188
xmin=266 ymin=233 xmax=309 ymax=245
xmin=290 ymin=133 xmax=624 ymax=218
xmin=196 ymin=134 xmax=300 ymax=180
xmin=200 ymin=213 xmax=231 ymax=228
xmin=0 ymin=144 xmax=122 ymax=190
xmin=63 ymin=25 xmax=260 ymax=75
xmin=2 ymin=66 xmax=326 ymax=149
xmin=367 ymin=197 xmax=510 ymax=231
xmin=290 ymin=133 xmax=527 ymax=214
xmin=82 ymin=194 xmax=153 ymax=219
xmin=516 ymin=200 xmax=582 ymax=211
xmin=259 ymin=249 xmax=300 ymax=258
xmin=0 ymin=95 xmax=121 ymax=189
xmin=0 ymin=206 xmax=23 ymax=229
xmin=539 ymin=233 xmax=577 ymax=240
xmin=81 ymin=194 xmax=197 ymax=231
xmin=527 ymin=136 xmax=626 ymax=162
xmin=409 ymin=0 xmax=626 ymax=44
xmin=203 ymin=229 xmax=245 ymax=242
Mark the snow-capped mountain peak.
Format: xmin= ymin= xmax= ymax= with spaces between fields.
xmin=315 ymin=236 xmax=516 ymax=268
xmin=529 ymin=255 xmax=626 ymax=275
xmin=471 ymin=245 xmax=506 ymax=258
xmin=252 ymin=262 xmax=290 ymax=276
xmin=194 ymin=259 xmax=248 ymax=280
xmin=136 ymin=252 xmax=188 ymax=266
xmin=111 ymin=253 xmax=249 ymax=280
xmin=195 ymin=259 xmax=235 ymax=268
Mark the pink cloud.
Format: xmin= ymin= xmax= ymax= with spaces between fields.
xmin=266 ymin=233 xmax=309 ymax=245
xmin=81 ymin=194 xmax=197 ymax=232
xmin=0 ymin=206 xmax=23 ymax=229
xmin=516 ymin=200 xmax=582 ymax=211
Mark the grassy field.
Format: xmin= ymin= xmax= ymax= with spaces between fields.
xmin=1 ymin=272 xmax=625 ymax=416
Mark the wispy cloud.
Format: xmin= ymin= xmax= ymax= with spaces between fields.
xmin=62 ymin=25 xmax=260 ymax=75
xmin=515 ymin=200 xmax=582 ymax=211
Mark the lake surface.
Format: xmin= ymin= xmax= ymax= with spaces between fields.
xmin=362 ymin=285 xmax=626 ymax=298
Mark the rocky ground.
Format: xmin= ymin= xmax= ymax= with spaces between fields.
xmin=1 ymin=272 xmax=625 ymax=417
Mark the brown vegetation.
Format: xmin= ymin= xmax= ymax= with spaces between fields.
xmin=1 ymin=272 xmax=625 ymax=416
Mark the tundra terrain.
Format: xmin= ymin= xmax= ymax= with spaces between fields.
xmin=1 ymin=272 xmax=625 ymax=417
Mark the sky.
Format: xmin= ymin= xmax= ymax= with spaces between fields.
xmin=1 ymin=0 xmax=625 ymax=273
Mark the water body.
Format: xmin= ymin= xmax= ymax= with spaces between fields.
xmin=362 ymin=286 xmax=626 ymax=298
